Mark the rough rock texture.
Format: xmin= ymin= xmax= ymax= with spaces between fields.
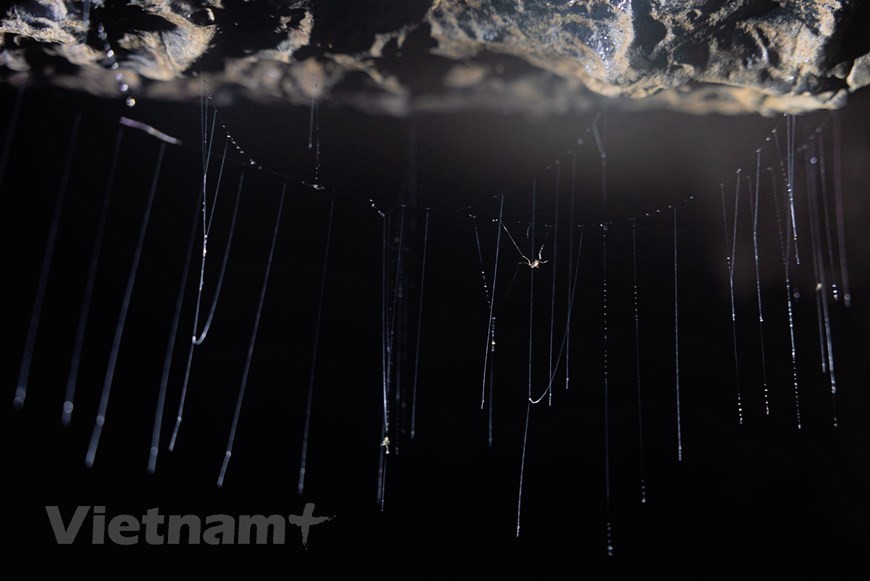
xmin=1 ymin=0 xmax=869 ymax=116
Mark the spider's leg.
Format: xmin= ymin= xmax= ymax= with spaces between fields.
xmin=537 ymin=243 xmax=546 ymax=261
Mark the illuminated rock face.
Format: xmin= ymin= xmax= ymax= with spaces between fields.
xmin=1 ymin=0 xmax=868 ymax=115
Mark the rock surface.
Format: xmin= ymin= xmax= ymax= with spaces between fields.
xmin=1 ymin=0 xmax=868 ymax=115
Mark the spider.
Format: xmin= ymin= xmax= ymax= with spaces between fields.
xmin=520 ymin=245 xmax=548 ymax=269
xmin=503 ymin=225 xmax=548 ymax=269
xmin=380 ymin=436 xmax=391 ymax=455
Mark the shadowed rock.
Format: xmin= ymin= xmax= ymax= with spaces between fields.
xmin=1 ymin=0 xmax=868 ymax=115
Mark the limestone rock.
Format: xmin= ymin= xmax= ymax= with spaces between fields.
xmin=1 ymin=0 xmax=868 ymax=115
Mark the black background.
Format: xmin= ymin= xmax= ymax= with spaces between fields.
xmin=2 ymin=83 xmax=868 ymax=576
